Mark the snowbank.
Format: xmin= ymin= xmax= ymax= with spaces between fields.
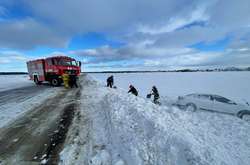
xmin=60 ymin=75 xmax=250 ymax=165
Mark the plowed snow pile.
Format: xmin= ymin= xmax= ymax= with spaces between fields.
xmin=60 ymin=75 xmax=250 ymax=165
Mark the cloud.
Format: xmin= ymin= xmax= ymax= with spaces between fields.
xmin=20 ymin=0 xmax=214 ymax=38
xmin=0 ymin=0 xmax=250 ymax=70
xmin=0 ymin=58 xmax=10 ymax=64
xmin=0 ymin=50 xmax=30 ymax=64
xmin=209 ymin=0 xmax=250 ymax=29
xmin=137 ymin=5 xmax=209 ymax=35
xmin=0 ymin=18 xmax=70 ymax=49
xmin=70 ymin=39 xmax=250 ymax=69
xmin=0 ymin=6 xmax=6 ymax=16
xmin=2 ymin=0 xmax=250 ymax=46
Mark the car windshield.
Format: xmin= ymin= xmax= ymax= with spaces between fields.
xmin=56 ymin=59 xmax=78 ymax=66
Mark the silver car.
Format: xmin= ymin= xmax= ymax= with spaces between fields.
xmin=176 ymin=93 xmax=250 ymax=120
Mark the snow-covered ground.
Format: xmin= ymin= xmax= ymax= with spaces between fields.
xmin=90 ymin=72 xmax=250 ymax=103
xmin=0 ymin=74 xmax=33 ymax=92
xmin=1 ymin=73 xmax=249 ymax=164
xmin=60 ymin=75 xmax=250 ymax=165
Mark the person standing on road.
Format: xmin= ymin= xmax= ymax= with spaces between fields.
xmin=107 ymin=75 xmax=114 ymax=88
xmin=151 ymin=86 xmax=160 ymax=104
xmin=69 ymin=74 xmax=78 ymax=88
xmin=62 ymin=72 xmax=70 ymax=88
xmin=128 ymin=84 xmax=138 ymax=96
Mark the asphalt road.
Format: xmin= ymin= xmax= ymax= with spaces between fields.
xmin=0 ymin=84 xmax=81 ymax=164
xmin=0 ymin=84 xmax=54 ymax=106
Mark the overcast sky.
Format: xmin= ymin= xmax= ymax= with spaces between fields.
xmin=0 ymin=0 xmax=250 ymax=71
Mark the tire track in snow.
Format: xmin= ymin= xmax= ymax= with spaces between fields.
xmin=0 ymin=84 xmax=52 ymax=106
xmin=0 ymin=86 xmax=81 ymax=164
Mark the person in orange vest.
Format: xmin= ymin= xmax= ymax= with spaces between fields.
xmin=62 ymin=71 xmax=70 ymax=88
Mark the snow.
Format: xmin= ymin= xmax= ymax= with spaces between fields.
xmin=90 ymin=72 xmax=250 ymax=103
xmin=0 ymin=75 xmax=33 ymax=92
xmin=41 ymin=159 xmax=48 ymax=164
xmin=60 ymin=74 xmax=250 ymax=165
xmin=0 ymin=73 xmax=249 ymax=164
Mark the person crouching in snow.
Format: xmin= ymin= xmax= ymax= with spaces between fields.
xmin=106 ymin=75 xmax=114 ymax=88
xmin=151 ymin=86 xmax=160 ymax=104
xmin=128 ymin=85 xmax=138 ymax=96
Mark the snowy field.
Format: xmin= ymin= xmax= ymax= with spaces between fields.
xmin=60 ymin=75 xmax=250 ymax=165
xmin=90 ymin=72 xmax=250 ymax=103
xmin=0 ymin=74 xmax=33 ymax=92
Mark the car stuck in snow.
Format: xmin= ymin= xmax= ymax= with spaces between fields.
xmin=176 ymin=93 xmax=250 ymax=121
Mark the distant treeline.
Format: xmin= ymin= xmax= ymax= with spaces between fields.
xmin=1 ymin=66 xmax=250 ymax=75
xmin=85 ymin=70 xmax=167 ymax=73
xmin=0 ymin=72 xmax=28 ymax=75
xmin=85 ymin=67 xmax=250 ymax=73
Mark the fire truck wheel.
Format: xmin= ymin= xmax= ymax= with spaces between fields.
xmin=51 ymin=78 xmax=60 ymax=86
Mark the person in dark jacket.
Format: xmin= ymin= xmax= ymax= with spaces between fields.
xmin=69 ymin=74 xmax=78 ymax=88
xmin=106 ymin=75 xmax=114 ymax=88
xmin=128 ymin=85 xmax=138 ymax=96
xmin=151 ymin=86 xmax=160 ymax=104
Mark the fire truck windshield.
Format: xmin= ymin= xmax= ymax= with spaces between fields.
xmin=56 ymin=59 xmax=78 ymax=66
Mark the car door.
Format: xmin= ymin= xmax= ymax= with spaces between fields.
xmin=213 ymin=96 xmax=236 ymax=114
xmin=197 ymin=95 xmax=214 ymax=111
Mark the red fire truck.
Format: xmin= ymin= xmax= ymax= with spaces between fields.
xmin=27 ymin=56 xmax=81 ymax=86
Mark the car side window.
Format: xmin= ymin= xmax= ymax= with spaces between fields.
xmin=192 ymin=94 xmax=199 ymax=98
xmin=214 ymin=96 xmax=231 ymax=104
xmin=199 ymin=95 xmax=210 ymax=100
xmin=187 ymin=94 xmax=195 ymax=98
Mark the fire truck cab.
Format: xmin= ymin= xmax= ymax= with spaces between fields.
xmin=27 ymin=56 xmax=81 ymax=86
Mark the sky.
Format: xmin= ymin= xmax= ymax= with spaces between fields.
xmin=0 ymin=0 xmax=250 ymax=72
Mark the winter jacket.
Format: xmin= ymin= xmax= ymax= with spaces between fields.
xmin=152 ymin=87 xmax=159 ymax=98
xmin=107 ymin=76 xmax=114 ymax=83
xmin=128 ymin=86 xmax=138 ymax=96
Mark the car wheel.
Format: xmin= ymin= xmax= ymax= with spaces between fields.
xmin=242 ymin=114 xmax=250 ymax=122
xmin=239 ymin=111 xmax=250 ymax=122
xmin=185 ymin=103 xmax=197 ymax=112
xmin=51 ymin=78 xmax=60 ymax=86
